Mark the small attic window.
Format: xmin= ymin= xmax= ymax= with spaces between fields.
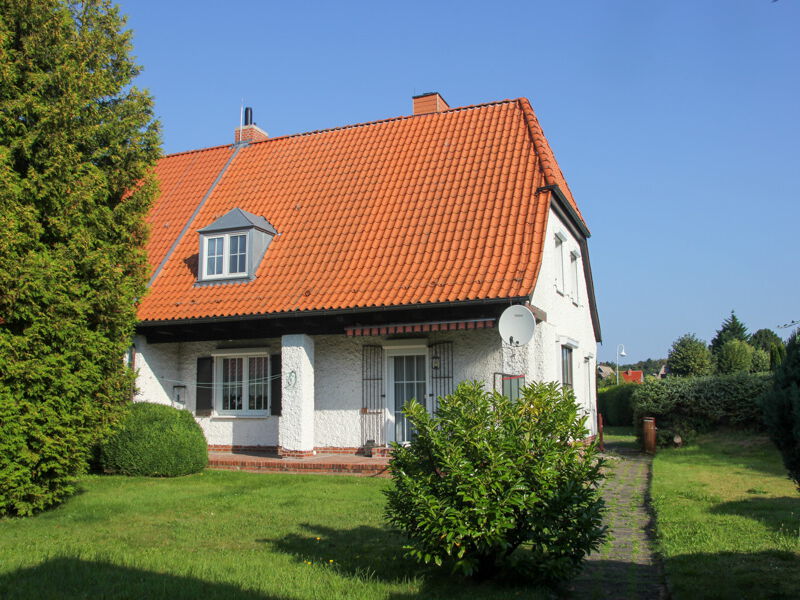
xmin=197 ymin=208 xmax=277 ymax=283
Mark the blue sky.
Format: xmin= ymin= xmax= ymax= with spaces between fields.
xmin=120 ymin=0 xmax=799 ymax=364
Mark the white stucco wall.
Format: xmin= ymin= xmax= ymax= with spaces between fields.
xmin=278 ymin=334 xmax=315 ymax=452
xmin=133 ymin=335 xmax=281 ymax=448
xmin=312 ymin=328 xmax=505 ymax=448
xmin=530 ymin=206 xmax=599 ymax=434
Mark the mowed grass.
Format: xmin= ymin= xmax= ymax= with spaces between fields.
xmin=0 ymin=471 xmax=548 ymax=600
xmin=651 ymin=431 xmax=800 ymax=599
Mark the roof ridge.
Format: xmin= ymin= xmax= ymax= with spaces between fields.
xmin=159 ymin=99 xmax=522 ymax=158
xmin=245 ymin=98 xmax=520 ymax=146
xmin=162 ymin=142 xmax=234 ymax=159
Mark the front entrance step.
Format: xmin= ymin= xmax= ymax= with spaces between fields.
xmin=207 ymin=452 xmax=390 ymax=477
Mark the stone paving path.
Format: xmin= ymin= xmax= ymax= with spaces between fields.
xmin=568 ymin=443 xmax=668 ymax=599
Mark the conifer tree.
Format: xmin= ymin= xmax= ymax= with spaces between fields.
xmin=0 ymin=0 xmax=159 ymax=515
xmin=761 ymin=331 xmax=800 ymax=489
xmin=710 ymin=311 xmax=750 ymax=354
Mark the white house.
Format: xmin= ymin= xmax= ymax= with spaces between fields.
xmin=133 ymin=93 xmax=602 ymax=456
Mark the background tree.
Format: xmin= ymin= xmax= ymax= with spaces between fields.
xmin=711 ymin=311 xmax=750 ymax=354
xmin=751 ymin=348 xmax=770 ymax=373
xmin=715 ymin=340 xmax=754 ymax=374
xmin=0 ymin=0 xmax=159 ymax=515
xmin=770 ymin=343 xmax=787 ymax=371
xmin=667 ymin=333 xmax=713 ymax=377
xmin=761 ymin=331 xmax=800 ymax=489
xmin=751 ymin=328 xmax=784 ymax=354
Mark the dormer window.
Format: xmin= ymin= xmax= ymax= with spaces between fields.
xmin=203 ymin=232 xmax=248 ymax=279
xmin=197 ymin=208 xmax=277 ymax=283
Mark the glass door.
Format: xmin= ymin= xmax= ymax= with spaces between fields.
xmin=391 ymin=354 xmax=427 ymax=442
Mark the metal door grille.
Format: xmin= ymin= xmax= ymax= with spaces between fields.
xmin=361 ymin=345 xmax=385 ymax=446
xmin=429 ymin=342 xmax=453 ymax=413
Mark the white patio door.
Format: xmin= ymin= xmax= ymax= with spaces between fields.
xmin=387 ymin=351 xmax=428 ymax=443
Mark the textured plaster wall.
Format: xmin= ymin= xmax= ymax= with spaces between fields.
xmin=530 ymin=206 xmax=599 ymax=434
xmin=132 ymin=334 xmax=179 ymax=407
xmin=134 ymin=335 xmax=281 ymax=448
xmin=312 ymin=329 xmax=505 ymax=447
xmin=278 ymin=334 xmax=315 ymax=452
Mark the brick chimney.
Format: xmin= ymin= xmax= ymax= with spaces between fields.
xmin=235 ymin=107 xmax=269 ymax=144
xmin=412 ymin=92 xmax=450 ymax=115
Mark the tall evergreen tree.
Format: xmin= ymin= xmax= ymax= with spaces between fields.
xmin=710 ymin=311 xmax=750 ymax=354
xmin=0 ymin=0 xmax=159 ymax=515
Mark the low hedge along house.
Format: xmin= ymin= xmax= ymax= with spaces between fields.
xmin=134 ymin=93 xmax=601 ymax=456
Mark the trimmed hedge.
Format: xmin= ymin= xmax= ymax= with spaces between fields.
xmin=100 ymin=403 xmax=208 ymax=476
xmin=631 ymin=373 xmax=772 ymax=446
xmin=597 ymin=384 xmax=637 ymax=426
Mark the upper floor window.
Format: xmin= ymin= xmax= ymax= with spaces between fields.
xmin=570 ymin=250 xmax=581 ymax=304
xmin=554 ymin=231 xmax=567 ymax=294
xmin=197 ymin=208 xmax=277 ymax=283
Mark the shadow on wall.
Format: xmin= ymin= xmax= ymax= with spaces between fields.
xmin=0 ymin=557 xmax=284 ymax=600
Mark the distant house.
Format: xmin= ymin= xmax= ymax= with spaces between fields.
xmin=597 ymin=365 xmax=616 ymax=380
xmin=133 ymin=93 xmax=602 ymax=456
xmin=621 ymin=369 xmax=644 ymax=384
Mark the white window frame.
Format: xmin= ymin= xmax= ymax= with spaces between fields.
xmin=200 ymin=231 xmax=250 ymax=281
xmin=554 ymin=231 xmax=567 ymax=294
xmin=570 ymin=250 xmax=581 ymax=305
xmin=211 ymin=348 xmax=270 ymax=416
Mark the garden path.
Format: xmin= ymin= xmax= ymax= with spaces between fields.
xmin=568 ymin=443 xmax=668 ymax=599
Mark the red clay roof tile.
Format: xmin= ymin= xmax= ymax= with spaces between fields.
xmin=138 ymin=99 xmax=586 ymax=322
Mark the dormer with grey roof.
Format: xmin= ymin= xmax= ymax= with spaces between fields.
xmin=197 ymin=208 xmax=277 ymax=283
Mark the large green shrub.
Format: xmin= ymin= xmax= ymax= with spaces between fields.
xmin=761 ymin=332 xmax=800 ymax=488
xmin=632 ymin=373 xmax=772 ymax=446
xmin=385 ymin=381 xmax=606 ymax=583
xmin=667 ymin=333 xmax=713 ymax=377
xmin=100 ymin=403 xmax=208 ymax=477
xmin=751 ymin=348 xmax=770 ymax=373
xmin=597 ymin=384 xmax=636 ymax=426
xmin=0 ymin=0 xmax=159 ymax=516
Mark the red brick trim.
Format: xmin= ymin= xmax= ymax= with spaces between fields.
xmin=207 ymin=444 xmax=278 ymax=453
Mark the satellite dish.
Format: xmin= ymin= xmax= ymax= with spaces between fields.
xmin=498 ymin=305 xmax=536 ymax=347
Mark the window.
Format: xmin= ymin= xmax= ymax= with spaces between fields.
xmin=561 ymin=346 xmax=574 ymax=389
xmin=554 ymin=232 xmax=567 ymax=293
xmin=214 ymin=350 xmax=273 ymax=415
xmin=494 ymin=373 xmax=525 ymax=400
xmin=202 ymin=232 xmax=248 ymax=280
xmin=570 ymin=250 xmax=581 ymax=304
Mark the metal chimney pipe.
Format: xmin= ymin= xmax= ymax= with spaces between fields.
xmin=244 ymin=107 xmax=253 ymax=126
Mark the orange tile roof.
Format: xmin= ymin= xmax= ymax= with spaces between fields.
xmin=138 ymin=98 xmax=587 ymax=323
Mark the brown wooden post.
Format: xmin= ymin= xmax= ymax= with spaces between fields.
xmin=642 ymin=417 xmax=657 ymax=454
xmin=598 ymin=413 xmax=605 ymax=452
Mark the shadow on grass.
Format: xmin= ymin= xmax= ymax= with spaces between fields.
xmin=710 ymin=496 xmax=800 ymax=535
xmin=258 ymin=522 xmax=419 ymax=583
xmin=664 ymin=550 xmax=800 ymax=600
xmin=261 ymin=523 xmax=617 ymax=599
xmin=0 ymin=557 xmax=281 ymax=600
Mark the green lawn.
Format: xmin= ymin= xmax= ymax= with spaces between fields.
xmin=0 ymin=471 xmax=547 ymax=599
xmin=651 ymin=431 xmax=800 ymax=599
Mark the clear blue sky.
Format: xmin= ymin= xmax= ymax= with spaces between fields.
xmin=120 ymin=0 xmax=799 ymax=364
